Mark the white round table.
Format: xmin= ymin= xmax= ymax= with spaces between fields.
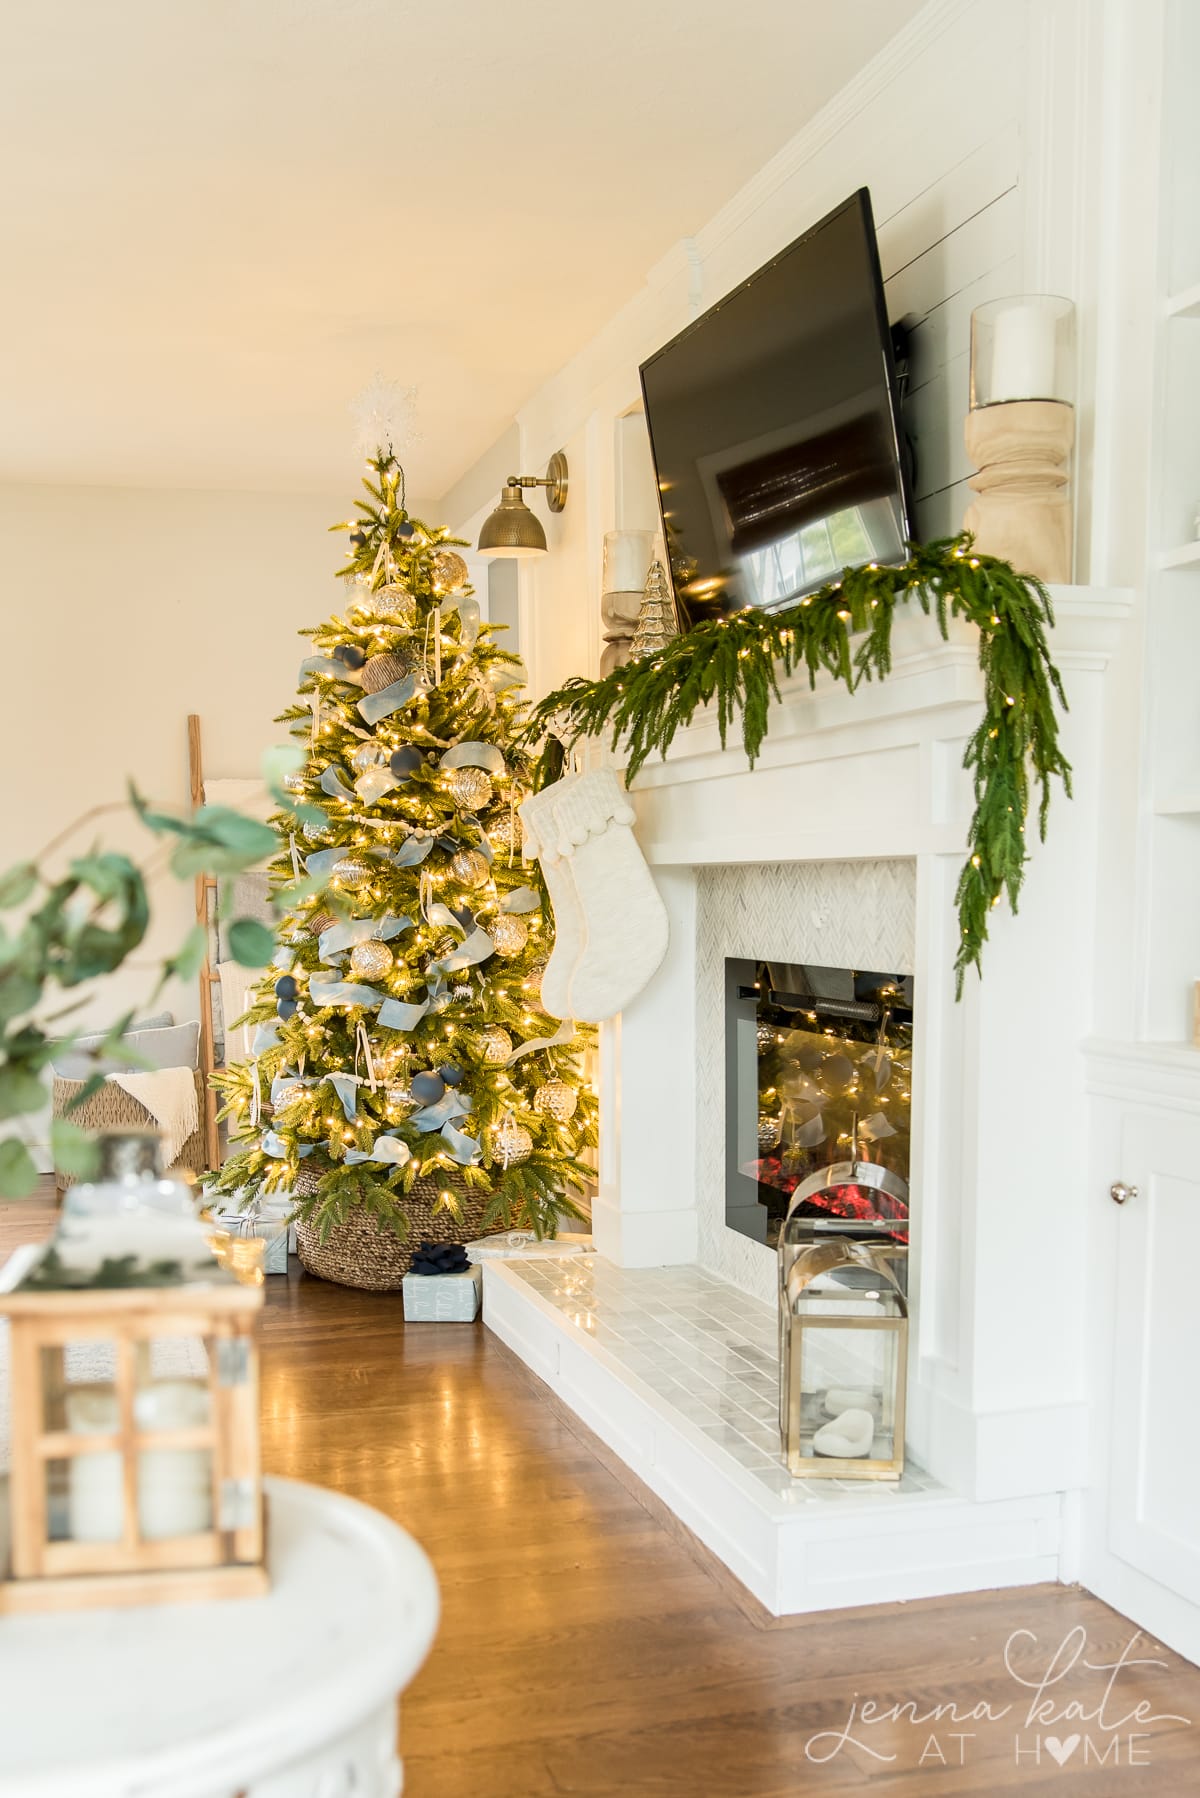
xmin=0 ymin=1476 xmax=439 ymax=1798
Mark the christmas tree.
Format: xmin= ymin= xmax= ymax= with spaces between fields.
xmin=210 ymin=448 xmax=597 ymax=1249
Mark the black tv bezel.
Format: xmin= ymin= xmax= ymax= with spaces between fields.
xmin=638 ymin=186 xmax=914 ymax=619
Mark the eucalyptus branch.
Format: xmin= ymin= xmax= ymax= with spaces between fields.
xmin=526 ymin=535 xmax=1070 ymax=995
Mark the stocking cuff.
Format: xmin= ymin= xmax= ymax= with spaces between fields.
xmin=549 ymin=769 xmax=635 ymax=855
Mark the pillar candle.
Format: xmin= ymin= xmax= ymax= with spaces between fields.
xmin=988 ymin=304 xmax=1058 ymax=403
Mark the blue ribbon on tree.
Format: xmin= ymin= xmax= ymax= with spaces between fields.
xmin=319 ymin=913 xmax=413 ymax=963
xmin=320 ymin=765 xmax=357 ymax=802
xmin=299 ymin=655 xmax=360 ymax=685
xmin=328 ymin=1072 xmax=361 ymax=1121
xmin=378 ymin=996 xmax=430 ymax=1031
xmin=410 ymin=1090 xmax=472 ymax=1133
xmin=439 ymin=741 xmax=507 ymax=774
xmin=252 ymin=1022 xmax=281 ymax=1054
xmin=358 ymin=674 xmax=418 ymax=725
xmin=308 ymin=979 xmax=384 ymax=1008
xmin=345 ymin=1134 xmax=412 ymax=1167
xmin=500 ymin=886 xmax=540 ymax=914
xmin=441 ymin=1122 xmax=482 ymax=1165
xmin=304 ymin=846 xmax=346 ymax=880
xmin=262 ymin=1131 xmax=289 ymax=1158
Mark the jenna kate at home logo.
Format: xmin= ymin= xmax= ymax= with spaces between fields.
xmin=803 ymin=1626 xmax=1191 ymax=1772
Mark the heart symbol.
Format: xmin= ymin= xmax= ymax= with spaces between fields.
xmin=1044 ymin=1734 xmax=1081 ymax=1766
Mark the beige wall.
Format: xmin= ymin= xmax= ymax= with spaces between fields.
xmin=1 ymin=481 xmax=345 ymax=1029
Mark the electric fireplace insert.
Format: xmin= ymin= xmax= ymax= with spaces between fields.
xmin=724 ymin=957 xmax=914 ymax=1254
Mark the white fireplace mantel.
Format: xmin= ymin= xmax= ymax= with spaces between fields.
xmin=595 ymin=584 xmax=1133 ymax=1516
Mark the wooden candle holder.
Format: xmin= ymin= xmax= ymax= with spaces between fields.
xmin=963 ymin=398 xmax=1075 ymax=583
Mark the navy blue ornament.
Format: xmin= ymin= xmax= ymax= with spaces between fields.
xmin=349 ymin=529 xmax=366 ymax=549
xmin=410 ymin=1071 xmax=446 ymax=1104
xmin=438 ymin=1064 xmax=464 ymax=1087
xmin=389 ymin=746 xmax=423 ymax=779
xmin=274 ymin=975 xmax=298 ymax=1001
xmin=338 ymin=644 xmax=366 ymax=671
xmin=397 ymin=519 xmax=415 ymax=539
xmin=277 ymin=998 xmax=298 ymax=1020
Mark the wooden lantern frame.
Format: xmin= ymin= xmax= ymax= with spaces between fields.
xmin=0 ymin=1280 xmax=267 ymax=1615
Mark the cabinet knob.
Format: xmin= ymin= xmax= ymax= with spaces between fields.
xmin=1110 ymin=1180 xmax=1137 ymax=1206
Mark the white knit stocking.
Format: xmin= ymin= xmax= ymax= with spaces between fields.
xmin=550 ymin=769 xmax=669 ymax=1023
xmin=519 ymin=776 xmax=585 ymax=1021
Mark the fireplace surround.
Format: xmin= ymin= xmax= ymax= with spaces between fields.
xmin=489 ymin=587 xmax=1132 ymax=1609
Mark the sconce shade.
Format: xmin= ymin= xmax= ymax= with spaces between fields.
xmin=477 ymin=485 xmax=548 ymax=558
xmin=477 ymin=451 xmax=568 ymax=558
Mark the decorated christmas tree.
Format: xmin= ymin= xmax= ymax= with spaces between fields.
xmin=210 ymin=448 xmax=597 ymax=1268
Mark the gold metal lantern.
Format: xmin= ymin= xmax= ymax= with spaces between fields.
xmin=778 ymin=1234 xmax=908 ymax=1481
xmin=0 ymin=1210 xmax=267 ymax=1615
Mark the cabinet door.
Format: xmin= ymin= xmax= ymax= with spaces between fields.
xmin=1109 ymin=1109 xmax=1200 ymax=1601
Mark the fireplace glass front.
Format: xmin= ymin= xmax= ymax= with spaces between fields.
xmin=724 ymin=957 xmax=914 ymax=1252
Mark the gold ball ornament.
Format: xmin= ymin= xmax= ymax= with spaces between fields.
xmin=447 ymin=767 xmax=494 ymax=811
xmin=432 ymin=550 xmax=469 ymax=592
xmin=307 ymin=910 xmax=336 ymax=938
xmin=489 ymin=812 xmax=522 ymax=854
xmin=480 ymin=1026 xmax=513 ymax=1064
xmin=533 ymin=1079 xmax=578 ymax=1123
xmin=350 ymin=740 xmax=387 ymax=775
xmin=348 ymin=939 xmax=394 ymax=980
xmin=331 ymin=856 xmax=373 ymax=891
xmin=361 ymin=651 xmax=413 ymax=695
xmin=492 ymin=1116 xmax=533 ymax=1168
xmin=272 ymin=1080 xmax=307 ymax=1114
xmin=450 ymin=848 xmax=490 ymax=888
xmin=490 ymin=913 xmax=529 ymax=959
xmin=369 ymin=583 xmax=417 ymax=625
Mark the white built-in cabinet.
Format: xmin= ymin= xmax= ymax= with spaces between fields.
xmin=1074 ymin=0 xmax=1200 ymax=1665
xmin=1083 ymin=1048 xmax=1200 ymax=1664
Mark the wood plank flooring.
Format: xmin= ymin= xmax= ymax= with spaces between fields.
xmin=4 ymin=1197 xmax=1199 ymax=1794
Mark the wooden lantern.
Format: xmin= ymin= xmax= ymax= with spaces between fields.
xmin=0 ymin=1217 xmax=267 ymax=1615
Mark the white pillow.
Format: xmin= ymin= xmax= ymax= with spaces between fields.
xmin=53 ymin=1021 xmax=200 ymax=1082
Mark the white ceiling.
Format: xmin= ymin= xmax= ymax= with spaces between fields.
xmin=0 ymin=1 xmax=923 ymax=505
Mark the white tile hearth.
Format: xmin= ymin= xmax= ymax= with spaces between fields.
xmin=484 ymin=1254 xmax=1062 ymax=1616
xmin=507 ymin=1257 xmax=938 ymax=1504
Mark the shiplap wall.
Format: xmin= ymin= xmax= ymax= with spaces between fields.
xmin=462 ymin=0 xmax=1031 ymax=699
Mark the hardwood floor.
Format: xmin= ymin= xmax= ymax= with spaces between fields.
xmin=4 ymin=1196 xmax=1199 ymax=1794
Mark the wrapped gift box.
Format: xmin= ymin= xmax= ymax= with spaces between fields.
xmin=402 ymin=1264 xmax=482 ymax=1322
xmin=205 ymin=1197 xmax=291 ymax=1275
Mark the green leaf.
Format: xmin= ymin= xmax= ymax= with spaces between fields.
xmin=226 ymin=917 xmax=277 ymax=967
xmin=127 ymin=781 xmax=183 ymax=837
xmin=50 ymin=1117 xmax=100 ymax=1179
xmin=0 ymin=1065 xmax=47 ymax=1120
xmin=262 ymin=745 xmax=303 ymax=798
xmin=0 ymin=862 xmax=36 ymax=908
xmin=0 ymin=1137 xmax=37 ymax=1199
xmin=169 ymin=807 xmax=276 ymax=876
xmin=167 ymin=923 xmax=209 ymax=981
xmin=0 ymin=969 xmax=41 ymax=1024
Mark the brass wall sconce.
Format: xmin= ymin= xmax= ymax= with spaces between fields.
xmin=477 ymin=452 xmax=568 ymax=558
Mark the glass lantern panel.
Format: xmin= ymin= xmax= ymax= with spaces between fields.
xmin=137 ymin=1446 xmax=214 ymax=1539
xmin=136 ymin=1336 xmax=211 ymax=1387
xmin=789 ymin=1322 xmax=899 ymax=1463
xmin=49 ymin=1452 xmax=124 ymax=1543
xmin=40 ymin=1342 xmax=119 ymax=1432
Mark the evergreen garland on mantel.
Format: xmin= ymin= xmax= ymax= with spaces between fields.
xmin=528 ymin=536 xmax=1071 ymax=994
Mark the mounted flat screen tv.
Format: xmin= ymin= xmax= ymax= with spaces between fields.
xmin=639 ymin=188 xmax=912 ymax=627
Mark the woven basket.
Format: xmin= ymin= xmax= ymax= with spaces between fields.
xmin=294 ymin=1168 xmax=496 ymax=1292
xmin=51 ymin=1071 xmax=206 ymax=1197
